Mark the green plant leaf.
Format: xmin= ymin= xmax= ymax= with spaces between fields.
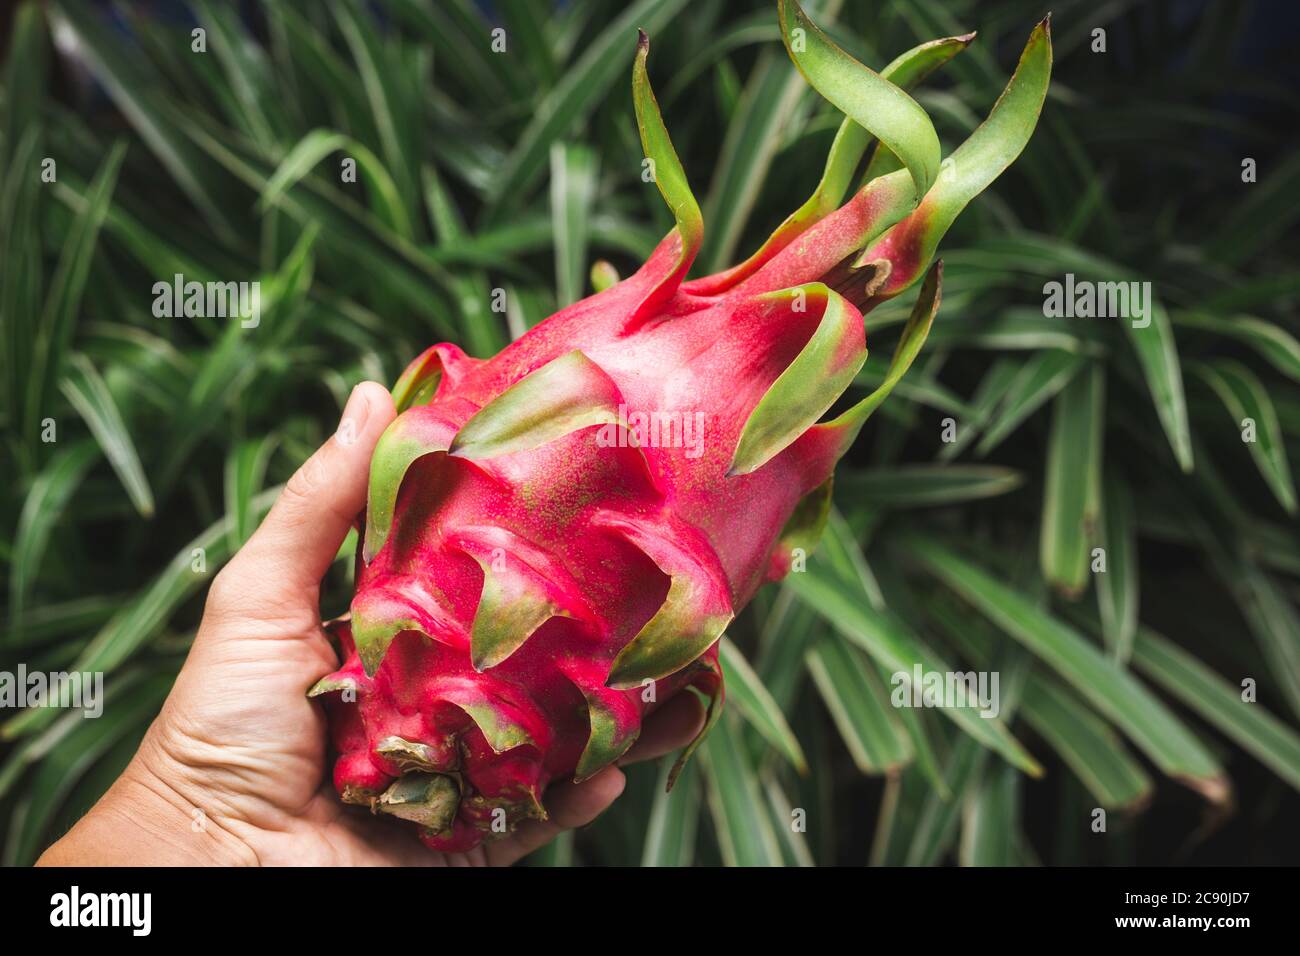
xmin=1175 ymin=311 xmax=1300 ymax=383
xmin=975 ymin=349 xmax=1084 ymax=457
xmin=959 ymin=762 xmax=1019 ymax=866
xmin=1 ymin=596 xmax=120 ymax=650
xmin=787 ymin=560 xmax=1042 ymax=777
xmin=641 ymin=758 xmax=700 ymax=866
xmin=905 ymin=533 xmax=1228 ymax=801
xmin=224 ymin=435 xmax=280 ymax=551
xmin=1021 ymin=677 xmax=1152 ymax=811
xmin=763 ymin=775 xmax=815 ymax=866
xmin=488 ymin=0 xmax=692 ymax=214
xmin=9 ymin=442 xmax=99 ymax=628
xmin=332 ymin=0 xmax=421 ymax=233
xmin=26 ymin=142 xmax=125 ymax=444
xmin=838 ymin=464 xmax=1023 ymax=507
xmin=718 ymin=638 xmax=807 ymax=773
xmin=2 ymin=488 xmax=279 ymax=739
xmin=701 ymin=714 xmax=784 ymax=866
xmin=59 ymin=354 xmax=154 ymax=518
xmin=699 ymin=47 xmax=813 ymax=272
xmin=1040 ymin=362 xmax=1105 ymax=597
xmin=1222 ymin=563 xmax=1300 ymax=723
xmin=550 ymin=143 xmax=599 ymax=307
xmin=906 ymin=734 xmax=986 ymax=866
xmin=807 ymin=634 xmax=911 ymax=774
xmin=1096 ymin=471 xmax=1139 ymax=663
xmin=930 ymin=597 xmax=1152 ymax=810
xmin=938 ymin=357 xmax=1021 ymax=460
xmin=6 ymin=671 xmax=171 ymax=865
xmin=946 ymin=234 xmax=1194 ymax=471
xmin=1191 ymin=359 xmax=1296 ymax=515
xmin=1132 ymin=629 xmax=1300 ymax=793
xmin=49 ymin=0 xmax=235 ymax=236
xmin=422 ymin=163 xmax=507 ymax=357
xmin=1125 ymin=299 xmax=1194 ymax=473
xmin=261 ymin=129 xmax=411 ymax=238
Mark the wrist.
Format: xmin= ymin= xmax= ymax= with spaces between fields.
xmin=37 ymin=755 xmax=258 ymax=867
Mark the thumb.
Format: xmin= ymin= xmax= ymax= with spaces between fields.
xmin=216 ymin=381 xmax=396 ymax=614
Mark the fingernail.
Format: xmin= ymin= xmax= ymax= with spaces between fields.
xmin=336 ymin=385 xmax=371 ymax=447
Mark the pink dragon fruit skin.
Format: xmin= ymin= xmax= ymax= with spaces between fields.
xmin=309 ymin=1 xmax=1051 ymax=852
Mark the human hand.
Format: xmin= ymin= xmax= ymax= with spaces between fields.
xmin=38 ymin=382 xmax=704 ymax=867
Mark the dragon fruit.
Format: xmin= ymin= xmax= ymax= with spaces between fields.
xmin=308 ymin=0 xmax=1052 ymax=852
